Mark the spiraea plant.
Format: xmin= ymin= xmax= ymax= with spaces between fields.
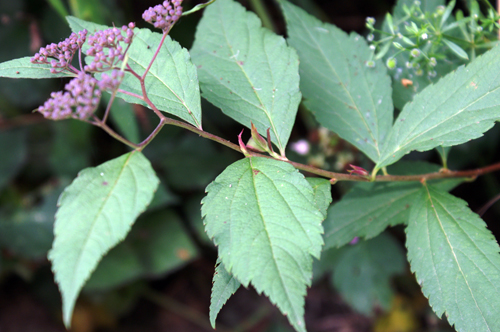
xmin=1 ymin=0 xmax=500 ymax=331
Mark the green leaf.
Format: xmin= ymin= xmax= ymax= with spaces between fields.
xmin=0 ymin=128 xmax=26 ymax=191
xmin=104 ymin=94 xmax=140 ymax=143
xmin=322 ymin=233 xmax=406 ymax=315
xmin=202 ymin=157 xmax=324 ymax=332
xmin=85 ymin=210 xmax=197 ymax=291
xmin=161 ymin=135 xmax=238 ymax=190
xmin=0 ymin=56 xmax=74 ymax=79
xmin=306 ymin=177 xmax=332 ymax=218
xmin=376 ymin=45 xmax=500 ymax=169
xmin=324 ymin=161 xmax=462 ymax=249
xmin=406 ymin=186 xmax=500 ymax=332
xmin=209 ymin=258 xmax=241 ymax=328
xmin=67 ymin=17 xmax=202 ymax=129
xmin=49 ymin=121 xmax=92 ymax=178
xmin=442 ymin=39 xmax=469 ymax=60
xmin=190 ymin=0 xmax=301 ymax=155
xmin=280 ymin=0 xmax=393 ymax=162
xmin=48 ymin=151 xmax=159 ymax=327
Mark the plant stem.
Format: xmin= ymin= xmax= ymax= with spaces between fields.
xmin=92 ymin=115 xmax=140 ymax=149
xmin=142 ymin=32 xmax=168 ymax=81
xmin=142 ymin=287 xmax=231 ymax=332
xmin=158 ymin=115 xmax=500 ymax=183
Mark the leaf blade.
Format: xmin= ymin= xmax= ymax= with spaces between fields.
xmin=377 ymin=45 xmax=500 ymax=169
xmin=322 ymin=233 xmax=406 ymax=315
xmin=202 ymin=157 xmax=324 ymax=332
xmin=0 ymin=56 xmax=74 ymax=79
xmin=190 ymin=0 xmax=301 ymax=154
xmin=406 ymin=186 xmax=500 ymax=332
xmin=48 ymin=151 xmax=159 ymax=327
xmin=67 ymin=17 xmax=202 ymax=128
xmin=209 ymin=258 xmax=241 ymax=328
xmin=280 ymin=0 xmax=394 ymax=162
xmin=323 ymin=161 xmax=462 ymax=248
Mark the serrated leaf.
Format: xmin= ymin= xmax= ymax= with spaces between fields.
xmin=324 ymin=161 xmax=463 ymax=248
xmin=190 ymin=0 xmax=301 ymax=155
xmin=67 ymin=17 xmax=202 ymax=128
xmin=85 ymin=210 xmax=197 ymax=291
xmin=376 ymin=45 xmax=500 ymax=169
xmin=322 ymin=233 xmax=406 ymax=315
xmin=0 ymin=56 xmax=74 ymax=79
xmin=306 ymin=177 xmax=332 ymax=218
xmin=48 ymin=151 xmax=159 ymax=327
xmin=406 ymin=186 xmax=500 ymax=332
xmin=209 ymin=258 xmax=241 ymax=328
xmin=202 ymin=157 xmax=324 ymax=332
xmin=280 ymin=0 xmax=393 ymax=162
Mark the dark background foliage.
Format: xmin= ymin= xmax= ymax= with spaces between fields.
xmin=1 ymin=0 xmax=499 ymax=331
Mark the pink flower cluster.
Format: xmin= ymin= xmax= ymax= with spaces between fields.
xmin=143 ymin=0 xmax=183 ymax=31
xmin=84 ymin=23 xmax=135 ymax=72
xmin=37 ymin=72 xmax=101 ymax=120
xmin=31 ymin=30 xmax=87 ymax=73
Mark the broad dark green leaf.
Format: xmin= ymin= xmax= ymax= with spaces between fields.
xmin=306 ymin=177 xmax=332 ymax=218
xmin=406 ymin=186 xmax=500 ymax=332
xmin=85 ymin=210 xmax=197 ymax=291
xmin=321 ymin=233 xmax=406 ymax=315
xmin=49 ymin=151 xmax=159 ymax=327
xmin=280 ymin=0 xmax=393 ymax=162
xmin=324 ymin=161 xmax=462 ymax=249
xmin=147 ymin=183 xmax=179 ymax=211
xmin=0 ymin=57 xmax=74 ymax=79
xmin=209 ymin=258 xmax=241 ymax=328
xmin=0 ymin=129 xmax=26 ymax=191
xmin=160 ymin=135 xmax=237 ymax=190
xmin=202 ymin=157 xmax=324 ymax=332
xmin=376 ymin=45 xmax=500 ymax=169
xmin=104 ymin=94 xmax=140 ymax=144
xmin=49 ymin=121 xmax=92 ymax=178
xmin=191 ymin=0 xmax=301 ymax=155
xmin=0 ymin=187 xmax=60 ymax=259
xmin=67 ymin=17 xmax=202 ymax=128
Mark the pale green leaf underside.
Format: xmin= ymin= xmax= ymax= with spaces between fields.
xmin=377 ymin=45 xmax=500 ymax=169
xmin=209 ymin=258 xmax=241 ymax=328
xmin=331 ymin=233 xmax=406 ymax=315
xmin=306 ymin=177 xmax=332 ymax=218
xmin=190 ymin=0 xmax=301 ymax=154
xmin=324 ymin=161 xmax=462 ymax=248
xmin=406 ymin=186 xmax=500 ymax=332
xmin=48 ymin=151 xmax=159 ymax=327
xmin=67 ymin=17 xmax=202 ymax=128
xmin=0 ymin=56 xmax=74 ymax=79
xmin=202 ymin=157 xmax=324 ymax=332
xmin=280 ymin=0 xmax=393 ymax=162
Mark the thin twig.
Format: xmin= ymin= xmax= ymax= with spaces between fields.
xmin=142 ymin=287 xmax=231 ymax=332
xmin=478 ymin=192 xmax=500 ymax=216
